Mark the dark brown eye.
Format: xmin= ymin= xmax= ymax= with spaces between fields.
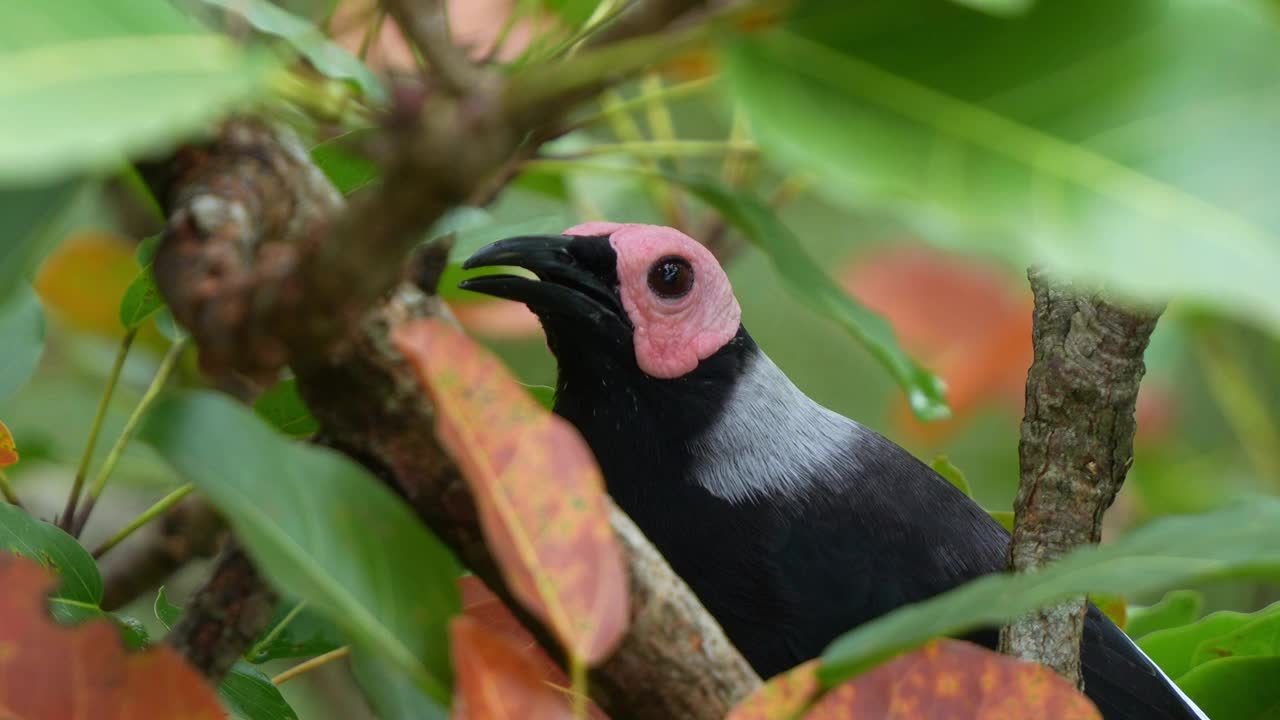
xmin=647 ymin=256 xmax=694 ymax=299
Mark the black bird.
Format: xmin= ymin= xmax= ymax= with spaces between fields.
xmin=461 ymin=222 xmax=1207 ymax=719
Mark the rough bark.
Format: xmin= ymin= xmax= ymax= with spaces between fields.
xmin=165 ymin=542 xmax=277 ymax=684
xmin=1000 ymin=268 xmax=1163 ymax=686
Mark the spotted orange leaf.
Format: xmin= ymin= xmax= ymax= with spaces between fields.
xmin=804 ymin=639 xmax=1100 ymax=720
xmin=726 ymin=660 xmax=820 ymax=720
xmin=394 ymin=319 xmax=628 ymax=664
xmin=0 ymin=553 xmax=224 ymax=720
xmin=451 ymin=615 xmax=573 ymax=720
xmin=459 ymin=576 xmax=610 ymax=720
xmin=0 ymin=419 xmax=16 ymax=468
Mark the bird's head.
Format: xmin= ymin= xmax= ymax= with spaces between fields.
xmin=460 ymin=222 xmax=743 ymax=380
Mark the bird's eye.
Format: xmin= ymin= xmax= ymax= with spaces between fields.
xmin=647 ymin=256 xmax=694 ymax=299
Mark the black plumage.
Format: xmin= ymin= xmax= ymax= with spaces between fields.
xmin=461 ymin=230 xmax=1206 ymax=720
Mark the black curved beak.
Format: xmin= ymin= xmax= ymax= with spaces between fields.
xmin=459 ymin=235 xmax=624 ymax=329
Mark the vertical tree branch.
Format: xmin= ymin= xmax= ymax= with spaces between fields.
xmin=1000 ymin=268 xmax=1163 ymax=685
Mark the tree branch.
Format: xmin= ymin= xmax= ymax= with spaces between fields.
xmin=165 ymin=542 xmax=277 ymax=684
xmin=1000 ymin=268 xmax=1163 ymax=685
xmin=382 ymin=0 xmax=486 ymax=93
xmin=100 ymin=496 xmax=225 ymax=611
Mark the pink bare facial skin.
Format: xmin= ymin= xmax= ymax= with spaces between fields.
xmin=564 ymin=222 xmax=742 ymax=379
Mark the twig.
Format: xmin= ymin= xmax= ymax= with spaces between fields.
xmin=381 ymin=0 xmax=486 ymax=93
xmin=272 ymin=646 xmax=352 ymax=685
xmin=61 ymin=329 xmax=136 ymax=530
xmin=92 ymin=483 xmax=195 ymax=558
xmin=1000 ymin=269 xmax=1163 ymax=686
xmin=73 ymin=337 xmax=190 ymax=536
xmin=246 ymin=601 xmax=307 ymax=661
xmin=166 ymin=542 xmax=277 ymax=684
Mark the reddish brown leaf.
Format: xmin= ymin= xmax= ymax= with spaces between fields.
xmin=450 ymin=615 xmax=574 ymax=720
xmin=0 ymin=553 xmax=224 ymax=720
xmin=459 ymin=576 xmax=611 ymax=720
xmin=803 ymin=639 xmax=1101 ymax=720
xmin=395 ymin=319 xmax=628 ymax=664
xmin=726 ymin=660 xmax=820 ymax=720
xmin=0 ymin=419 xmax=17 ymax=468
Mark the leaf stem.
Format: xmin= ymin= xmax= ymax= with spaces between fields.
xmin=356 ymin=8 xmax=386 ymax=61
xmin=570 ymin=654 xmax=588 ymax=720
xmin=572 ymin=76 xmax=716 ymax=131
xmin=246 ymin=601 xmax=309 ymax=661
xmin=72 ymin=337 xmax=189 ymax=537
xmin=546 ymin=140 xmax=756 ymax=159
xmin=61 ymin=328 xmax=136 ymax=530
xmin=91 ymin=482 xmax=194 ymax=558
xmin=272 ymin=646 xmax=352 ymax=685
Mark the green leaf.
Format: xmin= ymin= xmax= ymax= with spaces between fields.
xmin=1188 ymin=602 xmax=1280 ymax=669
xmin=141 ymin=391 xmax=460 ymax=704
xmin=1176 ymin=656 xmax=1280 ymax=720
xmin=48 ymin=598 xmax=151 ymax=649
xmin=220 ymin=663 xmax=299 ymax=720
xmin=987 ymin=510 xmax=1014 ymax=531
xmin=0 ymin=181 xmax=85 ymax=303
xmin=119 ymin=264 xmax=165 ymax=330
xmin=0 ymin=285 xmax=45 ymax=402
xmin=930 ymin=456 xmax=970 ymax=497
xmin=948 ymin=0 xmax=1035 ymax=16
xmin=1126 ymin=589 xmax=1204 ymax=640
xmin=198 ymin=0 xmax=386 ymax=104
xmin=723 ymin=1 xmax=1280 ymax=337
xmin=253 ymin=379 xmax=319 ymax=438
xmin=1139 ymin=610 xmax=1260 ymax=681
xmin=247 ymin=600 xmax=344 ymax=663
xmin=0 ymin=0 xmax=276 ymax=185
xmin=0 ymin=503 xmax=102 ymax=604
xmin=819 ymin=500 xmax=1280 ymax=686
xmin=155 ymin=307 xmax=188 ymax=342
xmin=674 ymin=177 xmax=949 ymax=421
xmin=350 ymin=651 xmax=447 ymax=720
xmin=154 ymin=585 xmax=183 ymax=631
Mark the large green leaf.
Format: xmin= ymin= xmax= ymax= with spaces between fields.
xmin=819 ymin=500 xmax=1280 ymax=686
xmin=0 ymin=0 xmax=275 ymax=184
xmin=1187 ymin=602 xmax=1280 ymax=669
xmin=723 ymin=0 xmax=1280 ymax=335
xmin=220 ymin=663 xmax=299 ymax=720
xmin=141 ymin=391 xmax=460 ymax=704
xmin=0 ymin=503 xmax=102 ymax=604
xmin=350 ymin=651 xmax=448 ymax=720
xmin=0 ymin=285 xmax=45 ymax=402
xmin=1176 ymin=656 xmax=1280 ymax=719
xmin=253 ymin=379 xmax=319 ymax=438
xmin=676 ymin=177 xmax=949 ymax=421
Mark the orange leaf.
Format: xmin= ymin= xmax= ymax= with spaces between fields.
xmin=34 ymin=230 xmax=138 ymax=338
xmin=0 ymin=553 xmax=224 ymax=720
xmin=394 ymin=319 xmax=628 ymax=664
xmin=450 ymin=615 xmax=573 ymax=720
xmin=459 ymin=577 xmax=611 ymax=720
xmin=726 ymin=660 xmax=820 ymax=720
xmin=0 ymin=419 xmax=17 ymax=468
xmin=803 ymin=639 xmax=1101 ymax=720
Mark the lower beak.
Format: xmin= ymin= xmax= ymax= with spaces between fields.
xmin=459 ymin=235 xmax=623 ymax=327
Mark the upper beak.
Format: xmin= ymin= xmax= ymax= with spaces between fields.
xmin=459 ymin=235 xmax=624 ymax=328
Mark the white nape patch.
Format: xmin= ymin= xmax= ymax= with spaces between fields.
xmin=686 ymin=351 xmax=869 ymax=505
xmin=1119 ymin=631 xmax=1210 ymax=720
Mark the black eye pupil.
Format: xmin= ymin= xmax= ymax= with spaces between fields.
xmin=647 ymin=256 xmax=694 ymax=298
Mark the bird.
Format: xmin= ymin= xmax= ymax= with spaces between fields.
xmin=459 ymin=221 xmax=1208 ymax=719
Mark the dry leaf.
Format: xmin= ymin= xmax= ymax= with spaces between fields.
xmin=804 ymin=639 xmax=1101 ymax=720
xmin=395 ymin=319 xmax=628 ymax=664
xmin=0 ymin=553 xmax=224 ymax=720
xmin=34 ymin=230 xmax=138 ymax=338
xmin=450 ymin=615 xmax=573 ymax=720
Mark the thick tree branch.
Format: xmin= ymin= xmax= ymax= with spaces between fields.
xmin=1000 ymin=268 xmax=1163 ymax=686
xmin=165 ymin=542 xmax=277 ymax=684
xmin=382 ymin=0 xmax=486 ymax=93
